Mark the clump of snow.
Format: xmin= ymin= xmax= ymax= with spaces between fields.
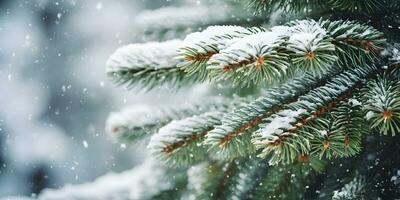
xmin=365 ymin=111 xmax=375 ymax=121
xmin=288 ymin=32 xmax=325 ymax=52
xmin=286 ymin=20 xmax=331 ymax=53
xmin=106 ymin=40 xmax=181 ymax=73
xmin=348 ymin=98 xmax=362 ymax=106
xmin=39 ymin=159 xmax=173 ymax=200
xmin=318 ymin=130 xmax=328 ymax=137
xmin=208 ymin=31 xmax=284 ymax=68
xmin=259 ymin=109 xmax=308 ymax=142
xmin=291 ymin=20 xmax=327 ymax=35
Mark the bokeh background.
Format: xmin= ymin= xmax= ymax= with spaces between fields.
xmin=0 ymin=0 xmax=194 ymax=198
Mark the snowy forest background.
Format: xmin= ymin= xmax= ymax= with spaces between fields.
xmin=0 ymin=0 xmax=194 ymax=197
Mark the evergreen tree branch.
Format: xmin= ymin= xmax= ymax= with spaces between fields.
xmin=176 ymin=19 xmax=384 ymax=86
xmin=247 ymin=0 xmax=398 ymax=15
xmin=177 ymin=26 xmax=265 ymax=81
xmin=307 ymin=100 xmax=364 ymax=159
xmin=106 ymin=99 xmax=224 ymax=143
xmin=204 ymin=71 xmax=339 ymax=159
xmin=252 ymin=65 xmax=378 ymax=165
xmin=362 ymin=76 xmax=400 ymax=136
xmin=148 ymin=111 xmax=224 ymax=167
xmin=106 ymin=40 xmax=197 ymax=90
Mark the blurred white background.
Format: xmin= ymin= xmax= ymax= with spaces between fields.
xmin=0 ymin=0 xmax=196 ymax=197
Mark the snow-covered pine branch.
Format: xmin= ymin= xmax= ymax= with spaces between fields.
xmin=306 ymin=101 xmax=363 ymax=159
xmin=106 ymin=39 xmax=195 ymax=90
xmin=247 ymin=0 xmax=398 ymax=14
xmin=106 ymin=100 xmax=224 ymax=143
xmin=148 ymin=111 xmax=224 ymax=167
xmin=38 ymin=159 xmax=182 ymax=200
xmin=177 ymin=26 xmax=265 ymax=80
xmin=252 ymin=65 xmax=377 ymax=165
xmin=361 ymin=77 xmax=400 ymax=136
xmin=176 ymin=19 xmax=384 ymax=86
xmin=204 ymin=71 xmax=336 ymax=159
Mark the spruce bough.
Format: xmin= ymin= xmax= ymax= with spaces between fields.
xmin=103 ymin=1 xmax=400 ymax=199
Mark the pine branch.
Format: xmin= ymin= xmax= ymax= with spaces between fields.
xmin=106 ymin=100 xmax=224 ymax=143
xmin=148 ymin=112 xmax=224 ymax=167
xmin=180 ymin=19 xmax=384 ymax=86
xmin=362 ymin=77 xmax=400 ymax=136
xmin=204 ymin=71 xmax=338 ymax=159
xmin=106 ymin=40 xmax=196 ymax=90
xmin=177 ymin=26 xmax=264 ymax=81
xmin=320 ymin=20 xmax=386 ymax=66
xmin=114 ymin=20 xmax=384 ymax=88
xmin=307 ymin=100 xmax=364 ymax=159
xmin=247 ymin=0 xmax=397 ymax=14
xmin=252 ymin=65 xmax=377 ymax=165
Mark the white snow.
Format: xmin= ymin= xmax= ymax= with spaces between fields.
xmin=106 ymin=39 xmax=181 ymax=72
xmin=288 ymin=32 xmax=325 ymax=52
xmin=318 ymin=130 xmax=328 ymax=137
xmin=286 ymin=19 xmax=329 ymax=52
xmin=291 ymin=20 xmax=327 ymax=35
xmin=348 ymin=98 xmax=362 ymax=106
xmin=208 ymin=31 xmax=284 ymax=68
xmin=39 ymin=159 xmax=173 ymax=200
xmin=365 ymin=111 xmax=375 ymax=120
xmin=259 ymin=109 xmax=308 ymax=141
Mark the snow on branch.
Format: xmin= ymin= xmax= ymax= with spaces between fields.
xmin=307 ymin=101 xmax=363 ymax=159
xmin=204 ymin=72 xmax=333 ymax=159
xmin=107 ymin=39 xmax=181 ymax=72
xmin=106 ymin=40 xmax=194 ymax=90
xmin=39 ymin=159 xmax=177 ymax=200
xmin=174 ymin=19 xmax=385 ymax=86
xmin=177 ymin=26 xmax=264 ymax=80
xmin=248 ymin=0 xmax=395 ymax=14
xmin=252 ymin=65 xmax=377 ymax=164
xmin=362 ymin=77 xmax=400 ymax=136
xmin=106 ymin=102 xmax=215 ymax=143
xmin=148 ymin=111 xmax=224 ymax=167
